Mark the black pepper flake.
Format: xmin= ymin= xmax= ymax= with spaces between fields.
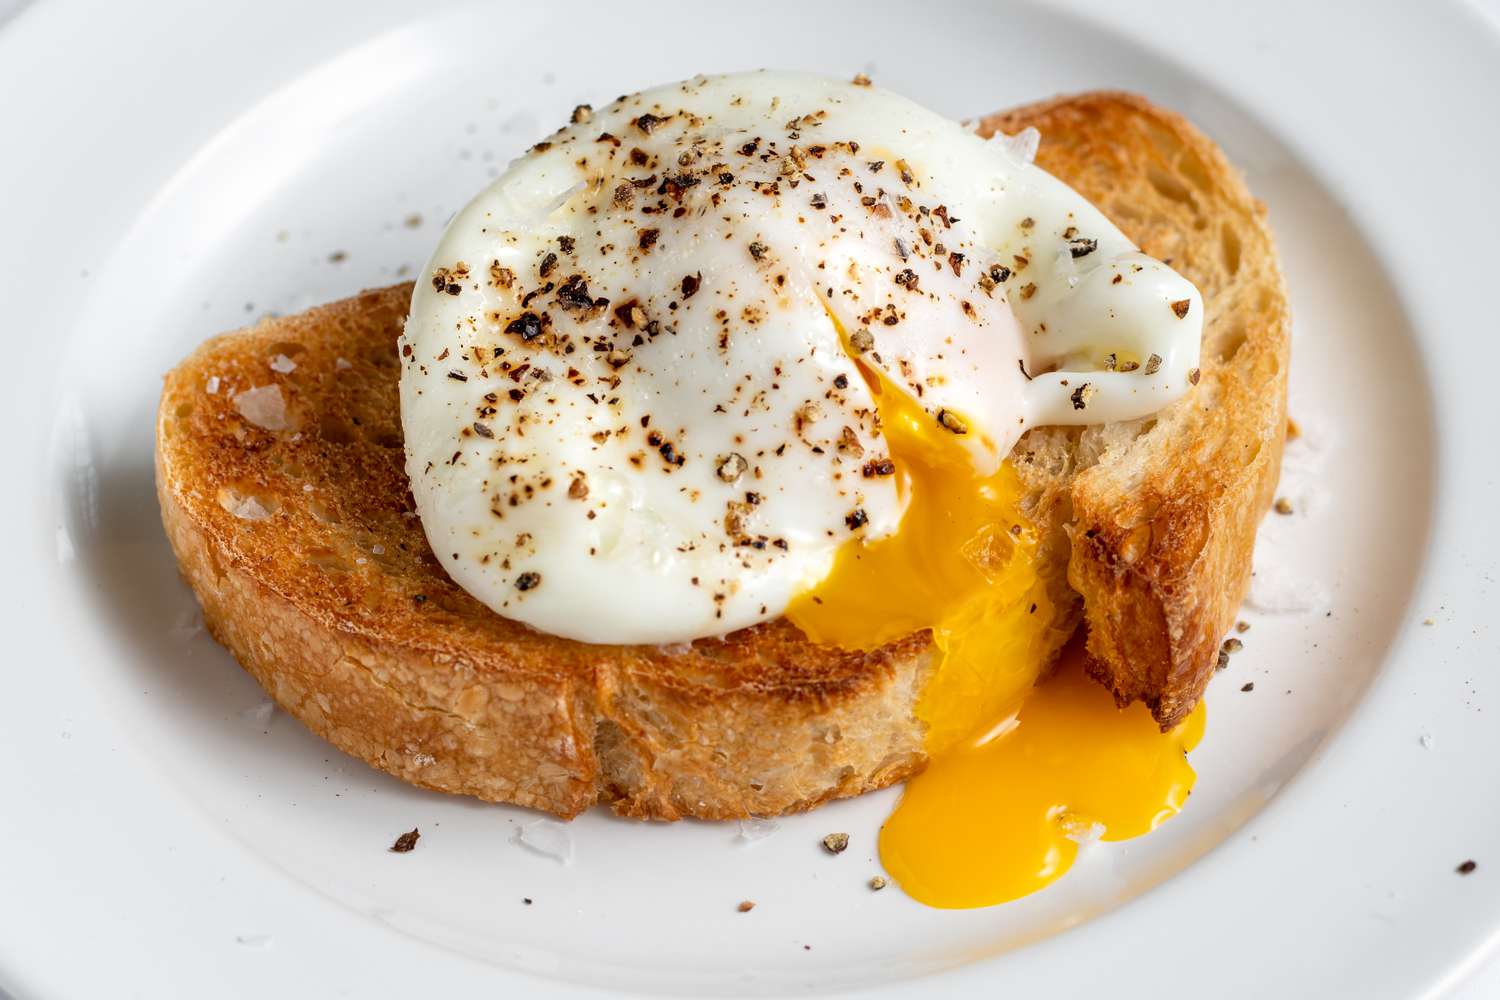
xmin=539 ymin=252 xmax=558 ymax=278
xmin=844 ymin=509 xmax=868 ymax=531
xmin=472 ymin=422 xmax=494 ymax=438
xmin=748 ymin=241 xmax=768 ymax=261
xmin=660 ymin=173 xmax=701 ymax=200
xmin=936 ymin=409 xmax=968 ymax=434
xmin=1070 ymin=383 xmax=1094 ymax=410
xmin=822 ymin=832 xmax=850 ymax=854
xmin=894 ymin=268 xmax=919 ymax=291
xmin=556 ymin=274 xmax=593 ymax=310
xmin=1241 ymin=682 xmax=1255 ymax=692
xmin=390 ymin=828 xmax=420 ymax=853
xmin=833 ymin=373 xmax=849 ymax=389
xmin=810 ymin=192 xmax=827 ymax=210
xmin=638 ymin=228 xmax=660 ymax=251
xmin=1458 ymin=860 xmax=1479 ymax=875
xmin=1171 ymin=298 xmax=1192 ymax=319
xmin=505 ymin=311 xmax=545 ymax=342
xmin=570 ymin=104 xmax=592 ymax=124
xmin=447 ymin=370 xmax=468 ymax=382
xmin=1144 ymin=353 xmax=1163 ymax=375
xmin=1068 ymin=237 xmax=1098 ymax=258
xmin=634 ymin=112 xmax=664 ymax=134
xmin=1188 ymin=367 xmax=1201 ymax=385
xmin=515 ymin=571 xmax=542 ymax=592
xmin=681 ymin=272 xmax=702 ymax=298
xmin=862 ymin=458 xmax=896 ymax=477
xmin=948 ymin=251 xmax=965 ymax=276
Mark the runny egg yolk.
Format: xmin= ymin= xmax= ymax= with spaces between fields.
xmin=784 ymin=358 xmax=1206 ymax=909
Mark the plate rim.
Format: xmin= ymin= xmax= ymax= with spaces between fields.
xmin=2 ymin=0 xmax=1499 ymax=996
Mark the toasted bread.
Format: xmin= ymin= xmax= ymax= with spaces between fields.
xmin=155 ymin=92 xmax=1287 ymax=820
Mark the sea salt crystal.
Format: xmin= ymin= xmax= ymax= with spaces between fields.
xmin=235 ymin=934 xmax=273 ymax=949
xmin=55 ymin=525 xmax=76 ymax=563
xmin=992 ymin=126 xmax=1040 ymax=165
xmin=239 ymin=700 xmax=276 ymax=727
xmin=371 ymin=544 xmax=386 ymax=555
xmin=736 ymin=818 xmax=780 ymax=844
xmin=1055 ymin=810 xmax=1105 ymax=844
xmin=226 ymin=495 xmax=273 ymax=521
xmin=169 ymin=608 xmax=203 ymax=642
xmin=232 ymin=384 xmax=288 ymax=431
xmin=205 ymin=375 xmax=221 ymax=394
xmin=514 ymin=819 xmax=574 ymax=863
xmin=335 ymin=357 xmax=353 ymax=371
xmin=269 ymin=354 xmax=297 ymax=374
xmin=1419 ymin=732 xmax=1434 ymax=750
xmin=1245 ymin=558 xmax=1329 ymax=615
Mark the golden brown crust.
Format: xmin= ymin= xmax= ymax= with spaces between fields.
xmin=982 ymin=93 xmax=1290 ymax=728
xmin=154 ymin=92 xmax=1288 ymax=818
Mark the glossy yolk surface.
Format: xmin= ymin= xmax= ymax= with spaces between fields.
xmin=784 ymin=359 xmax=1205 ymax=909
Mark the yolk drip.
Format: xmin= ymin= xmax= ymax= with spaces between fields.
xmin=784 ymin=359 xmax=1205 ymax=909
xmin=784 ymin=361 xmax=1062 ymax=754
xmin=880 ymin=643 xmax=1204 ymax=908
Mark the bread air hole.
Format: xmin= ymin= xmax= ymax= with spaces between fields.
xmin=1176 ymin=151 xmax=1213 ymax=194
xmin=319 ymin=413 xmax=356 ymax=444
xmin=304 ymin=547 xmax=351 ymax=574
xmin=1147 ymin=166 xmax=1195 ymax=207
xmin=1221 ymin=225 xmax=1242 ymax=277
xmin=1212 ymin=316 xmax=1248 ymax=362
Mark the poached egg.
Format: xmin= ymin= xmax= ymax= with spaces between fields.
xmin=400 ymin=71 xmax=1207 ymax=908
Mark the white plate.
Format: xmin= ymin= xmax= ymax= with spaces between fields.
xmin=2 ymin=1 xmax=1498 ymax=997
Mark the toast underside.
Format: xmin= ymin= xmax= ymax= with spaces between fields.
xmin=155 ymin=92 xmax=1288 ymax=820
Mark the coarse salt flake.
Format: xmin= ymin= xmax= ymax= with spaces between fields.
xmin=233 ymin=384 xmax=289 ymax=431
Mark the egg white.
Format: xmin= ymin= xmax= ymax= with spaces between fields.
xmin=399 ymin=71 xmax=1201 ymax=643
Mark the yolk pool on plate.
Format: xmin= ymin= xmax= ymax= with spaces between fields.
xmin=785 ymin=358 xmax=1205 ymax=909
xmin=880 ymin=646 xmax=1204 ymax=908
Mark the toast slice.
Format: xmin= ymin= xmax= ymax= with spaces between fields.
xmin=155 ymin=92 xmax=1287 ymax=820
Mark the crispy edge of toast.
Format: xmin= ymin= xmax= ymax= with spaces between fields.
xmin=982 ymin=93 xmax=1290 ymax=728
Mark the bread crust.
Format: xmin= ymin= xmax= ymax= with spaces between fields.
xmin=155 ymin=92 xmax=1288 ymax=819
xmin=982 ymin=94 xmax=1289 ymax=728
